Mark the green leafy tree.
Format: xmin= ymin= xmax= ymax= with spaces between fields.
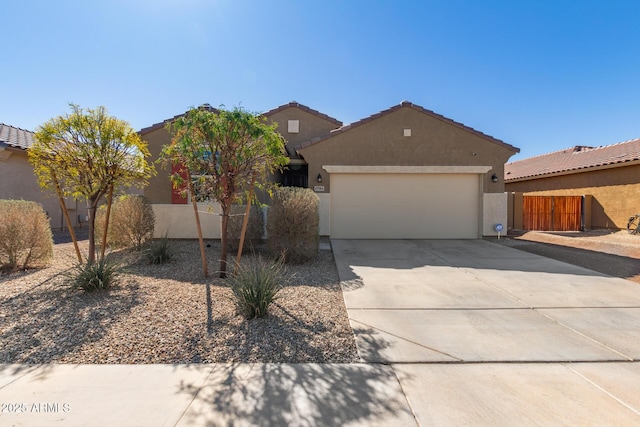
xmin=29 ymin=104 xmax=155 ymax=263
xmin=162 ymin=106 xmax=288 ymax=278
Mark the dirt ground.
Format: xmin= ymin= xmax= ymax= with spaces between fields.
xmin=489 ymin=230 xmax=640 ymax=283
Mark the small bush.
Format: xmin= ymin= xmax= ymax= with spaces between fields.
xmin=146 ymin=236 xmax=174 ymax=264
xmin=267 ymin=187 xmax=319 ymax=264
xmin=95 ymin=195 xmax=155 ymax=250
xmin=0 ymin=199 xmax=53 ymax=271
xmin=227 ymin=204 xmax=264 ymax=252
xmin=228 ymin=256 xmax=287 ymax=319
xmin=70 ymin=258 xmax=121 ymax=292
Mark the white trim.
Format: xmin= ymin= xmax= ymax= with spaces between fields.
xmin=322 ymin=165 xmax=492 ymax=174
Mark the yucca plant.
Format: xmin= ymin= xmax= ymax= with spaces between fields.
xmin=70 ymin=258 xmax=121 ymax=292
xmin=228 ymin=255 xmax=287 ymax=319
xmin=146 ymin=236 xmax=174 ymax=265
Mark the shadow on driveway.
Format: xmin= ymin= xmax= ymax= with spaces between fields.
xmin=176 ymin=363 xmax=414 ymax=426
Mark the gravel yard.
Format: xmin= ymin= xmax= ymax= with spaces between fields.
xmin=0 ymin=239 xmax=358 ymax=364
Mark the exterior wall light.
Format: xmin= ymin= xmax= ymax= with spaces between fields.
xmin=491 ymin=173 xmax=498 ymax=183
xmin=317 ymin=174 xmax=323 ymax=183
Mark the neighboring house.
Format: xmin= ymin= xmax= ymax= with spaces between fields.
xmin=0 ymin=123 xmax=90 ymax=231
xmin=504 ymin=138 xmax=640 ymax=229
xmin=141 ymin=101 xmax=519 ymax=238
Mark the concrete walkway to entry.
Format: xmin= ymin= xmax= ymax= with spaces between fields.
xmin=332 ymin=239 xmax=640 ymax=424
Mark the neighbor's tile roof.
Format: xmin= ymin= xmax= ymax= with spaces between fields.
xmin=505 ymin=138 xmax=640 ymax=181
xmin=296 ymin=101 xmax=519 ymax=154
xmin=0 ymin=123 xmax=35 ymax=150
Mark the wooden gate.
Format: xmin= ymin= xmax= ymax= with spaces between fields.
xmin=523 ymin=196 xmax=583 ymax=231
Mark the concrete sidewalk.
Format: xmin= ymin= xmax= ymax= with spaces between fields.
xmin=3 ymin=239 xmax=640 ymax=425
xmin=2 ymin=362 xmax=640 ymax=425
xmin=0 ymin=363 xmax=415 ymax=426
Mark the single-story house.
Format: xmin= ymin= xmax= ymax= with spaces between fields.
xmin=505 ymin=138 xmax=640 ymax=230
xmin=0 ymin=123 xmax=88 ymax=230
xmin=141 ymin=101 xmax=519 ymax=239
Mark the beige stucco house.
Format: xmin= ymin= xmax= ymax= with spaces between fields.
xmin=505 ymin=138 xmax=640 ymax=229
xmin=0 ymin=123 xmax=88 ymax=230
xmin=141 ymin=101 xmax=519 ymax=238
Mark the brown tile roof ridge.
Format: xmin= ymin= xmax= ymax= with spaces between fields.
xmin=505 ymin=137 xmax=640 ymax=181
xmin=261 ymin=101 xmax=343 ymax=126
xmin=0 ymin=123 xmax=35 ymax=150
xmin=295 ymin=101 xmax=519 ymax=153
xmin=138 ymin=104 xmax=219 ymax=135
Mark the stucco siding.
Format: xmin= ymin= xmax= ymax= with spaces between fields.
xmin=0 ymin=149 xmax=88 ymax=230
xmin=505 ymin=164 xmax=640 ymax=229
xmin=317 ymin=192 xmax=330 ymax=236
xmin=141 ymin=126 xmax=173 ymax=204
xmin=266 ymin=106 xmax=340 ymax=154
xmin=298 ymin=107 xmax=513 ymax=194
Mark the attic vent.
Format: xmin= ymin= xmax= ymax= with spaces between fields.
xmin=288 ymin=120 xmax=299 ymax=133
xmin=403 ymin=128 xmax=411 ymax=137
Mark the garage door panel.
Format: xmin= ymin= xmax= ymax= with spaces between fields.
xmin=330 ymin=173 xmax=479 ymax=239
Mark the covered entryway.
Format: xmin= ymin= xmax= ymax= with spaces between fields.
xmin=326 ymin=167 xmax=485 ymax=239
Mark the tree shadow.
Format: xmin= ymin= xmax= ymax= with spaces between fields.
xmin=178 ymin=293 xmax=358 ymax=364
xmin=176 ymin=362 xmax=414 ymax=426
xmin=0 ymin=274 xmax=143 ymax=363
xmin=495 ymin=238 xmax=640 ymax=281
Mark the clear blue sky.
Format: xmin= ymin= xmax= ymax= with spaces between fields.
xmin=3 ymin=0 xmax=639 ymax=160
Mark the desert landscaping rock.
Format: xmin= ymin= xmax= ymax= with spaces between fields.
xmin=0 ymin=240 xmax=358 ymax=364
xmin=493 ymin=230 xmax=640 ymax=283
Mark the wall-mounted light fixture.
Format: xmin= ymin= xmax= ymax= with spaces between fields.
xmin=491 ymin=173 xmax=498 ymax=183
xmin=317 ymin=174 xmax=323 ymax=183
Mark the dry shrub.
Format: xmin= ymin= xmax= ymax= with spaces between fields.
xmin=267 ymin=187 xmax=319 ymax=264
xmin=0 ymin=199 xmax=53 ymax=271
xmin=227 ymin=204 xmax=265 ymax=252
xmin=96 ymin=195 xmax=155 ymax=249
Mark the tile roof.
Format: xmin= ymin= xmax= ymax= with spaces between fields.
xmin=296 ymin=101 xmax=519 ymax=153
xmin=138 ymin=104 xmax=219 ymax=135
xmin=262 ymin=101 xmax=343 ymax=126
xmin=505 ymin=138 xmax=640 ymax=181
xmin=0 ymin=123 xmax=35 ymax=150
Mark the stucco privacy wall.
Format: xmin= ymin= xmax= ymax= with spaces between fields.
xmin=152 ymin=203 xmax=222 ymax=239
xmin=483 ymin=193 xmax=508 ymax=236
xmin=505 ymin=164 xmax=640 ymax=229
xmin=153 ymin=198 xmax=331 ymax=238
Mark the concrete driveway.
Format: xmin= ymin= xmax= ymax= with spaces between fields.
xmin=332 ymin=239 xmax=640 ymax=424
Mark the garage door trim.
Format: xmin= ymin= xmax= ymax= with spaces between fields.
xmin=323 ymin=165 xmax=492 ymax=174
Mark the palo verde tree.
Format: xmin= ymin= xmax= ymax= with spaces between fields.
xmin=29 ymin=104 xmax=155 ymax=263
xmin=162 ymin=106 xmax=288 ymax=278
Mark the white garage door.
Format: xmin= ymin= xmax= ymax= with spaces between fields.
xmin=330 ymin=173 xmax=480 ymax=239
